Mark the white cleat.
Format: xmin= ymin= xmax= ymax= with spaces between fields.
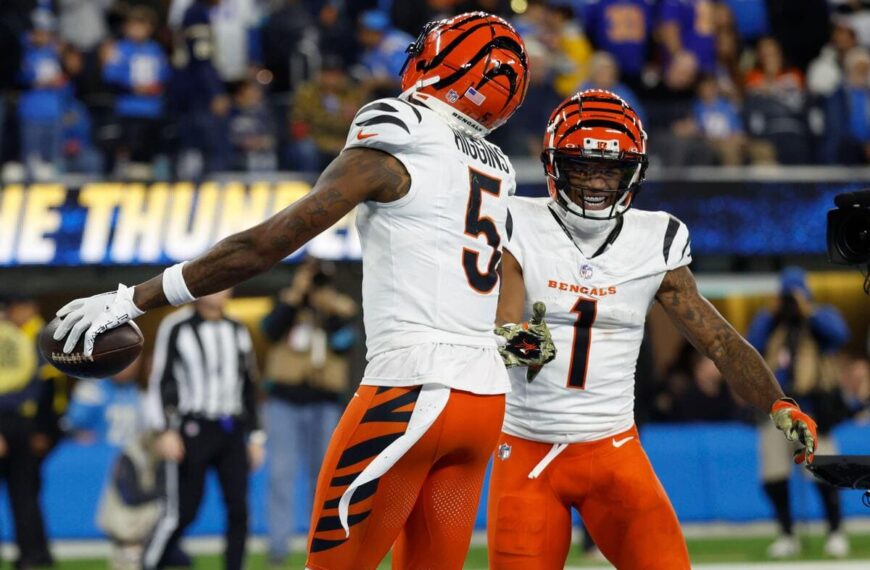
xmin=824 ymin=531 xmax=850 ymax=558
xmin=766 ymin=534 xmax=801 ymax=558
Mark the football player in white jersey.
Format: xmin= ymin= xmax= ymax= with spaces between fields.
xmin=50 ymin=13 xmax=553 ymax=570
xmin=487 ymin=90 xmax=820 ymax=569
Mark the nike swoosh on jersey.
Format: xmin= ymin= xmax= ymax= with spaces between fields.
xmin=612 ymin=436 xmax=635 ymax=448
xmin=356 ymin=131 xmax=378 ymax=140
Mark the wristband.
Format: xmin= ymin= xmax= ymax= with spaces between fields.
xmin=163 ymin=262 xmax=196 ymax=306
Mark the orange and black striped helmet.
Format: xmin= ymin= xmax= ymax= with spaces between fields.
xmin=400 ymin=12 xmax=529 ymax=138
xmin=542 ymin=89 xmax=648 ymax=220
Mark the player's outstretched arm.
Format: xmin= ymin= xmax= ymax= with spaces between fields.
xmin=53 ymin=148 xmax=410 ymax=355
xmin=656 ymin=266 xmax=784 ymax=409
xmin=133 ymin=148 xmax=410 ymax=309
xmin=656 ymin=266 xmax=817 ymax=463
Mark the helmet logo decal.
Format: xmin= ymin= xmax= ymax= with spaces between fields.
xmin=583 ymin=138 xmax=620 ymax=152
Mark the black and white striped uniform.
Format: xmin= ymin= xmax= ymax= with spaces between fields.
xmin=143 ymin=307 xmax=259 ymax=570
xmin=144 ymin=307 xmax=258 ymax=429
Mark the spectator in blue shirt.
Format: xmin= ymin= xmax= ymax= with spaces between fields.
xmin=169 ymin=0 xmax=263 ymax=84
xmin=692 ymin=76 xmax=741 ymax=133
xmin=843 ymin=48 xmax=870 ymax=155
xmin=62 ymin=95 xmax=104 ymax=174
xmin=823 ymin=46 xmax=870 ymax=165
xmin=688 ymin=74 xmax=746 ymax=165
xmin=354 ymin=10 xmax=414 ymax=98
xmin=579 ymin=0 xmax=655 ymax=90
xmin=64 ymin=357 xmax=143 ymax=448
xmin=719 ymin=0 xmax=768 ymax=43
xmin=657 ymin=0 xmax=717 ymax=74
xmin=102 ymin=6 xmax=170 ymax=179
xmin=172 ymin=0 xmax=231 ymax=178
xmin=228 ymin=80 xmax=276 ymax=171
xmin=18 ymin=10 xmax=66 ymax=180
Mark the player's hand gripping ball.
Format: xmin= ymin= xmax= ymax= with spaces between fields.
xmin=39 ymin=284 xmax=145 ymax=379
xmin=495 ymin=301 xmax=556 ymax=381
xmin=770 ymin=398 xmax=818 ymax=464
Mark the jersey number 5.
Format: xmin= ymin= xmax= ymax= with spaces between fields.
xmin=462 ymin=168 xmax=501 ymax=293
xmin=567 ymin=297 xmax=598 ymax=389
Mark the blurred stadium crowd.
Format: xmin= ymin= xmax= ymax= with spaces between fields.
xmin=1 ymin=0 xmax=870 ymax=181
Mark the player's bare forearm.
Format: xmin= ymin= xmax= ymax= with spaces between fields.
xmin=133 ymin=148 xmax=410 ymax=310
xmin=496 ymin=250 xmax=526 ymax=326
xmin=656 ymin=266 xmax=784 ymax=411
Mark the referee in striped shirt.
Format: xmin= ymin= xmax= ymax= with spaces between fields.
xmin=143 ymin=289 xmax=264 ymax=570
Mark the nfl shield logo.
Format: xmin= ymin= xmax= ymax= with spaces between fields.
xmin=447 ymin=89 xmax=460 ymax=103
xmin=498 ymin=443 xmax=512 ymax=461
xmin=580 ymin=264 xmax=593 ymax=279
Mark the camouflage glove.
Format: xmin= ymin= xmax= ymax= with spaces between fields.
xmin=770 ymin=397 xmax=818 ymax=464
xmin=494 ymin=302 xmax=556 ymax=381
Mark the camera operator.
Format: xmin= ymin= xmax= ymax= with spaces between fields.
xmin=747 ymin=266 xmax=852 ymax=558
xmin=260 ymin=257 xmax=358 ymax=566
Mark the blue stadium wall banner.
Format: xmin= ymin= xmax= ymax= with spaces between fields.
xmin=517 ymin=180 xmax=854 ymax=256
xmin=0 ymin=182 xmax=361 ymax=266
xmin=0 ymin=178 xmax=854 ymax=266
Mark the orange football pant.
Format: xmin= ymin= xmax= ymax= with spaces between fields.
xmin=487 ymin=426 xmax=690 ymax=570
xmin=305 ymin=385 xmax=505 ymax=570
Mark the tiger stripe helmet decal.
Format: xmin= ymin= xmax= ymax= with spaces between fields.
xmin=400 ymin=12 xmax=529 ymax=138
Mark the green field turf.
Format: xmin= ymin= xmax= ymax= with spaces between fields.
xmin=45 ymin=533 xmax=870 ymax=569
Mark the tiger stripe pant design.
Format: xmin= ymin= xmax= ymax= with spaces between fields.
xmin=305 ymin=385 xmax=505 ymax=570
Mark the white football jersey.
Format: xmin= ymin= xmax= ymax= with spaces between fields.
xmin=344 ymin=95 xmax=515 ymax=393
xmin=502 ymin=197 xmax=692 ymax=442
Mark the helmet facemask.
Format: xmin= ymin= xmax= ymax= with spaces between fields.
xmin=544 ymin=148 xmax=647 ymax=220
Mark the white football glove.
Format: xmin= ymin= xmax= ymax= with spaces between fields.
xmin=53 ymin=284 xmax=145 ymax=356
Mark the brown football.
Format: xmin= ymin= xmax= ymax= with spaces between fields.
xmin=39 ymin=318 xmax=144 ymax=379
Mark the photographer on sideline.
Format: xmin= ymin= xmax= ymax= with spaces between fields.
xmin=260 ymin=258 xmax=358 ymax=567
xmin=747 ymin=266 xmax=851 ymax=558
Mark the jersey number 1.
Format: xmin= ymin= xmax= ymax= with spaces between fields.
xmin=567 ymin=297 xmax=598 ymax=389
xmin=462 ymin=169 xmax=501 ymax=293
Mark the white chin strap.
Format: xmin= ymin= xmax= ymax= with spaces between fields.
xmin=551 ymin=199 xmax=617 ymax=236
xmin=402 ymin=78 xmax=490 ymax=139
xmin=558 ymin=187 xmax=630 ymax=220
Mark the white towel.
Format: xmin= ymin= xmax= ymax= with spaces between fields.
xmin=338 ymin=383 xmax=451 ymax=536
